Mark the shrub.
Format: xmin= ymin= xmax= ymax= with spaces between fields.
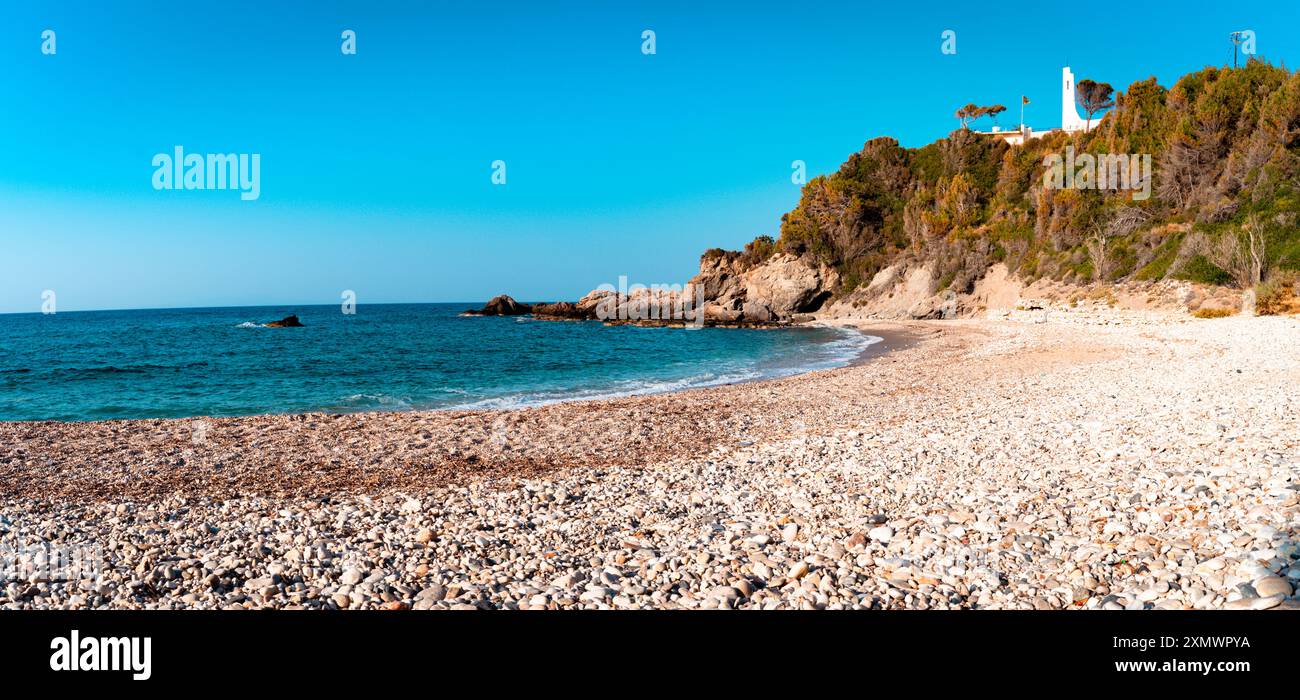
xmin=1192 ymin=307 xmax=1235 ymax=318
xmin=1174 ymin=255 xmax=1235 ymax=285
xmin=1134 ymin=232 xmax=1183 ymax=280
xmin=1255 ymin=273 xmax=1298 ymax=315
xmin=743 ymin=235 xmax=776 ymax=262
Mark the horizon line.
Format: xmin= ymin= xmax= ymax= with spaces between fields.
xmin=0 ymin=299 xmax=545 ymax=317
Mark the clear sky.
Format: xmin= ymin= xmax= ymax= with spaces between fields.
xmin=2 ymin=1 xmax=1297 ymax=313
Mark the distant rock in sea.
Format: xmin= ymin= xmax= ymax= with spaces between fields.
xmin=265 ymin=314 xmax=304 ymax=327
xmin=531 ymin=301 xmax=595 ymax=321
xmin=472 ymin=288 xmax=797 ymax=327
xmin=464 ymin=295 xmax=531 ymax=316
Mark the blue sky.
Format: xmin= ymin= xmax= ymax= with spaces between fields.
xmin=2 ymin=1 xmax=1297 ymax=313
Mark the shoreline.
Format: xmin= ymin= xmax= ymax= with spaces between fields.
xmin=0 ymin=321 xmax=935 ymax=502
xmin=3 ymin=312 xmax=1298 ymax=610
xmin=440 ymin=322 xmax=897 ymax=413
xmin=834 ymin=323 xmax=924 ymax=368
xmin=2 ymin=321 xmax=902 ymax=425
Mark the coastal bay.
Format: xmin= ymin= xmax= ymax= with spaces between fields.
xmin=3 ymin=307 xmax=1295 ymax=610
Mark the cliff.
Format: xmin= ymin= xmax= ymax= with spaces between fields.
xmin=687 ymin=59 xmax=1300 ymax=321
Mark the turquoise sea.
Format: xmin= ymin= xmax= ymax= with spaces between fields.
xmin=0 ymin=303 xmax=878 ymax=422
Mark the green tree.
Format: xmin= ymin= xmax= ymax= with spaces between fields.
xmin=955 ymin=103 xmax=980 ymax=129
xmin=1076 ymin=79 xmax=1116 ymax=131
xmin=984 ymin=104 xmax=1007 ymax=127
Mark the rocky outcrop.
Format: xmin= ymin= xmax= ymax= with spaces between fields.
xmin=741 ymin=254 xmax=836 ymax=317
xmin=530 ymin=289 xmax=629 ymax=321
xmin=529 ymin=252 xmax=839 ymax=328
xmin=464 ymin=295 xmax=531 ymax=316
xmin=579 ymin=287 xmax=712 ymax=326
xmin=688 ymin=253 xmax=837 ymax=324
xmin=820 ymin=264 xmax=946 ymax=320
xmin=265 ymin=314 xmax=304 ymax=327
xmin=692 ymin=253 xmax=749 ymax=309
xmin=530 ymin=301 xmax=594 ymax=320
xmin=547 ymin=250 xmax=1246 ymax=328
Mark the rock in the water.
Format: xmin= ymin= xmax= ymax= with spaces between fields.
xmin=465 ymin=295 xmax=531 ymax=316
xmin=531 ymin=301 xmax=595 ymax=320
xmin=265 ymin=314 xmax=304 ymax=327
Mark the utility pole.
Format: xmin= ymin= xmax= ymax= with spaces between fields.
xmin=1229 ymin=31 xmax=1248 ymax=68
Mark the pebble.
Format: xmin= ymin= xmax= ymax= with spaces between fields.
xmin=1253 ymin=576 xmax=1292 ymax=598
xmin=868 ymin=526 xmax=894 ymax=543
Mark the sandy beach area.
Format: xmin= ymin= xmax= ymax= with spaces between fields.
xmin=2 ymin=309 xmax=1298 ymax=610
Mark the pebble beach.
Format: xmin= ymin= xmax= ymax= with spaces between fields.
xmin=2 ymin=309 xmax=1298 ymax=610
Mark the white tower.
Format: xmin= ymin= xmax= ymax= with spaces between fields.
xmin=1061 ymin=66 xmax=1092 ymax=133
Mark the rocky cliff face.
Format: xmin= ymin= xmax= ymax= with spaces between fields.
xmin=688 ymin=253 xmax=837 ymax=323
xmin=546 ymin=252 xmax=839 ymax=327
xmin=693 ymin=253 xmax=1249 ymax=321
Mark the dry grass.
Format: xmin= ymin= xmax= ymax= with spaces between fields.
xmin=1255 ymin=274 xmax=1299 ymax=316
xmin=1192 ymin=308 xmax=1236 ymax=319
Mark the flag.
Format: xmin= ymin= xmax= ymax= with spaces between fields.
xmin=1022 ymin=95 xmax=1030 ymax=105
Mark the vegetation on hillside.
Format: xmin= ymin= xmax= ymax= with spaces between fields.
xmin=733 ymin=59 xmax=1300 ymax=303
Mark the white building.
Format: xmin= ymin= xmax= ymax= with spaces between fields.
xmin=978 ymin=66 xmax=1099 ymax=145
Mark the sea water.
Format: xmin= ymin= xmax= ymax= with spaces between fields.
xmin=0 ymin=303 xmax=879 ymax=421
